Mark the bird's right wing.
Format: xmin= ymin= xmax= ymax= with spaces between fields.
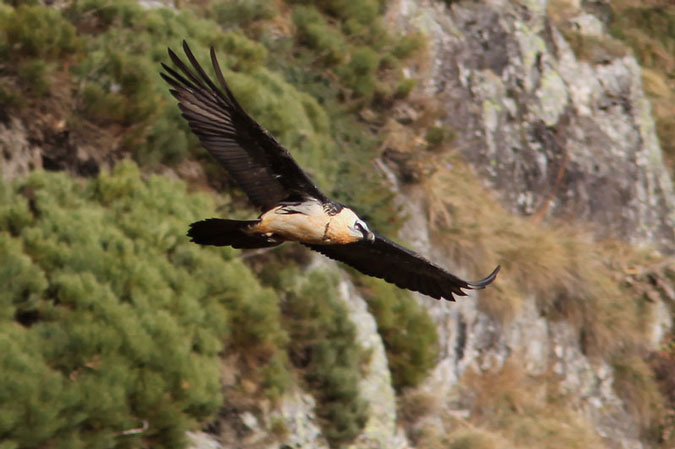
xmin=161 ymin=41 xmax=328 ymax=211
xmin=306 ymin=235 xmax=500 ymax=301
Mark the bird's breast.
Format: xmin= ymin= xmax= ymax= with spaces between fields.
xmin=251 ymin=203 xmax=358 ymax=245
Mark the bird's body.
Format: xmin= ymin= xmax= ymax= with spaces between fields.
xmin=249 ymin=198 xmax=369 ymax=245
xmin=162 ymin=42 xmax=500 ymax=301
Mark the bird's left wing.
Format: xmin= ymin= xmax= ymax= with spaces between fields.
xmin=161 ymin=41 xmax=328 ymax=211
xmin=306 ymin=235 xmax=500 ymax=301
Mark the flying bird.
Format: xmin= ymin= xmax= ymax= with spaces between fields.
xmin=161 ymin=42 xmax=500 ymax=301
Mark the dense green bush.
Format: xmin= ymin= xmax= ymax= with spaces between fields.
xmin=0 ymin=162 xmax=290 ymax=448
xmin=15 ymin=58 xmax=52 ymax=96
xmin=337 ymin=46 xmax=380 ymax=99
xmin=53 ymin=1 xmax=261 ymax=165
xmin=63 ymin=0 xmax=337 ymax=175
xmin=288 ymin=0 xmax=381 ymax=30
xmin=357 ymin=276 xmax=439 ymax=392
xmin=3 ymin=4 xmax=80 ymax=59
xmin=281 ymin=268 xmax=368 ymax=447
xmin=0 ymin=4 xmax=81 ymax=102
xmin=212 ymin=0 xmax=279 ymax=28
xmin=292 ymin=5 xmax=348 ymax=65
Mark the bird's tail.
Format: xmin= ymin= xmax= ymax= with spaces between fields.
xmin=187 ymin=218 xmax=280 ymax=249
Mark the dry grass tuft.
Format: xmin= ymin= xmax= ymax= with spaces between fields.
xmin=612 ymin=351 xmax=666 ymax=436
xmin=547 ymin=0 xmax=579 ymax=26
xmin=421 ymin=157 xmax=652 ymax=356
xmin=642 ymin=68 xmax=675 ymax=168
xmin=415 ymin=425 xmax=513 ymax=449
xmin=397 ymin=388 xmax=443 ymax=429
xmin=462 ymin=359 xmax=607 ymax=449
xmin=444 ymin=428 xmax=512 ymax=449
xmin=404 ymin=359 xmax=607 ymax=449
xmin=648 ymin=335 xmax=675 ymax=446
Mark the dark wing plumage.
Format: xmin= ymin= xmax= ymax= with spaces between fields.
xmin=160 ymin=41 xmax=328 ymax=211
xmin=306 ymin=235 xmax=500 ymax=301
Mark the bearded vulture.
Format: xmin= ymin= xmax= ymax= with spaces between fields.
xmin=161 ymin=42 xmax=500 ymax=301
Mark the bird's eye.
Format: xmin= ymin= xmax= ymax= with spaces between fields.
xmin=354 ymin=221 xmax=373 ymax=240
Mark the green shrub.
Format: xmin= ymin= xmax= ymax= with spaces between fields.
xmin=395 ymin=77 xmax=416 ymax=99
xmin=357 ymin=276 xmax=439 ymax=391
xmin=64 ymin=0 xmax=144 ymax=29
xmin=135 ymin=107 xmax=193 ymax=166
xmin=0 ymin=162 xmax=291 ymax=448
xmin=215 ymin=29 xmax=268 ymax=70
xmin=0 ymin=181 xmax=32 ymax=235
xmin=0 ymin=324 xmax=70 ymax=448
xmin=213 ymin=0 xmax=278 ymax=28
xmin=391 ymin=32 xmax=426 ymax=59
xmin=74 ymin=49 xmax=161 ymax=125
xmin=289 ymin=0 xmax=381 ymax=26
xmin=286 ymin=0 xmax=425 ymax=109
xmin=0 ymin=4 xmax=81 ymax=101
xmin=281 ymin=268 xmax=368 ymax=447
xmin=292 ymin=5 xmax=348 ymax=65
xmin=0 ymin=4 xmax=12 ymax=58
xmin=0 ymin=234 xmax=47 ymax=322
xmin=338 ymin=46 xmax=380 ymax=99
xmin=3 ymin=4 xmax=80 ymax=60
xmin=64 ymin=3 xmax=269 ymax=165
xmin=62 ymin=2 xmax=339 ymax=172
xmin=425 ymin=125 xmax=456 ymax=150
xmin=16 ymin=59 xmax=52 ymax=96
xmin=220 ymin=276 xmax=290 ymax=399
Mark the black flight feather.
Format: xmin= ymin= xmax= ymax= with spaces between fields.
xmin=306 ymin=235 xmax=500 ymax=301
xmin=187 ymin=218 xmax=281 ymax=249
xmin=161 ymin=41 xmax=328 ymax=211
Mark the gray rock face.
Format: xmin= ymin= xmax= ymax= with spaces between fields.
xmin=0 ymin=118 xmax=42 ymax=181
xmin=380 ymin=1 xmax=675 ymax=449
xmin=335 ymin=272 xmax=411 ymax=449
xmin=386 ymin=194 xmax=649 ymax=449
xmin=390 ymin=0 xmax=675 ymax=251
xmin=187 ymin=431 xmax=222 ymax=449
xmin=268 ymin=386 xmax=329 ymax=449
xmin=204 ymin=378 xmax=329 ymax=449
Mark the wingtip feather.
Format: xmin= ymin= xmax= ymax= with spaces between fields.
xmin=467 ymin=265 xmax=501 ymax=289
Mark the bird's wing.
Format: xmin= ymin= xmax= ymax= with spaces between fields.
xmin=161 ymin=41 xmax=328 ymax=211
xmin=306 ymin=235 xmax=500 ymax=301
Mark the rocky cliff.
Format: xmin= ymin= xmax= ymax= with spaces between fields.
xmin=386 ymin=2 xmax=673 ymax=449
xmin=389 ymin=0 xmax=674 ymax=250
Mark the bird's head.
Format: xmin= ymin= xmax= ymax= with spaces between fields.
xmin=329 ymin=207 xmax=375 ymax=243
xmin=346 ymin=213 xmax=375 ymax=242
xmin=352 ymin=219 xmax=375 ymax=242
